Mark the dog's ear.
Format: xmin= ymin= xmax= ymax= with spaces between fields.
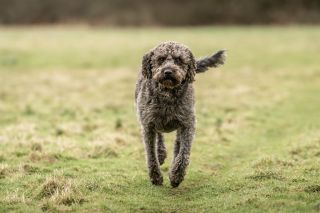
xmin=185 ymin=52 xmax=196 ymax=83
xmin=141 ymin=51 xmax=154 ymax=79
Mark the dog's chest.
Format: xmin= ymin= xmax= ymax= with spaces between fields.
xmin=149 ymin=100 xmax=190 ymax=132
xmin=137 ymin=82 xmax=194 ymax=132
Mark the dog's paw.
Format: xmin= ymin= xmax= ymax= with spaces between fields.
xmin=169 ymin=171 xmax=184 ymax=188
xmin=169 ymin=155 xmax=189 ymax=187
xmin=150 ymin=174 xmax=163 ymax=186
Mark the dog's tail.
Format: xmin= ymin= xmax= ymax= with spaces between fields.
xmin=196 ymin=50 xmax=226 ymax=73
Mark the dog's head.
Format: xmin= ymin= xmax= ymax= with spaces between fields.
xmin=141 ymin=41 xmax=196 ymax=89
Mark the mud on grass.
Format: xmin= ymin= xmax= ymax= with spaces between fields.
xmin=0 ymin=26 xmax=320 ymax=212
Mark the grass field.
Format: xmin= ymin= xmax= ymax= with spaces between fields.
xmin=0 ymin=26 xmax=320 ymax=212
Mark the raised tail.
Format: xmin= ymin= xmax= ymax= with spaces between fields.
xmin=196 ymin=50 xmax=227 ymax=73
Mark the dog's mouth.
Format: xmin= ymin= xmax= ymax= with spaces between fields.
xmin=160 ymin=76 xmax=179 ymax=88
xmin=163 ymin=75 xmax=176 ymax=81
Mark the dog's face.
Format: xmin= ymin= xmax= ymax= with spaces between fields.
xmin=142 ymin=42 xmax=196 ymax=89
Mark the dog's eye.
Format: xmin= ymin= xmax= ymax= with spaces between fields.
xmin=174 ymin=57 xmax=183 ymax=65
xmin=158 ymin=57 xmax=166 ymax=64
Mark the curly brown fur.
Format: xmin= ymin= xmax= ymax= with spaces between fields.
xmin=135 ymin=41 xmax=226 ymax=187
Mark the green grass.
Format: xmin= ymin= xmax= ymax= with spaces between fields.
xmin=0 ymin=26 xmax=320 ymax=212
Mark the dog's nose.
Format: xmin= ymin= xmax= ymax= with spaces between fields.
xmin=164 ymin=69 xmax=172 ymax=75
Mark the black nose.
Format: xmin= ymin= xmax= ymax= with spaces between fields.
xmin=164 ymin=69 xmax=172 ymax=75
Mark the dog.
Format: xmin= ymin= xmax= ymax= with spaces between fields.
xmin=135 ymin=41 xmax=226 ymax=187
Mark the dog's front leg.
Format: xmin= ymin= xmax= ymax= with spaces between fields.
xmin=169 ymin=125 xmax=195 ymax=187
xmin=143 ymin=125 xmax=163 ymax=186
xmin=157 ymin=133 xmax=167 ymax=165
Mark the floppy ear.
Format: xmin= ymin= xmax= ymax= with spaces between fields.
xmin=185 ymin=52 xmax=196 ymax=83
xmin=141 ymin=51 xmax=154 ymax=79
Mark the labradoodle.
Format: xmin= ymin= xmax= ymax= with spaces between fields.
xmin=135 ymin=41 xmax=226 ymax=187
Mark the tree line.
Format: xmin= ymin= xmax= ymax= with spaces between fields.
xmin=1 ymin=0 xmax=319 ymax=25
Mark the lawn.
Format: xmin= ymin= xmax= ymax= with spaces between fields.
xmin=0 ymin=26 xmax=320 ymax=212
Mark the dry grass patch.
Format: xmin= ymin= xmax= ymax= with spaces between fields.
xmin=18 ymin=164 xmax=39 ymax=174
xmin=304 ymin=185 xmax=320 ymax=193
xmin=29 ymin=151 xmax=60 ymax=163
xmin=30 ymin=142 xmax=43 ymax=152
xmin=247 ymin=169 xmax=285 ymax=181
xmin=37 ymin=174 xmax=85 ymax=206
xmin=252 ymin=156 xmax=294 ymax=169
xmin=3 ymin=189 xmax=30 ymax=205
xmin=87 ymin=145 xmax=118 ymax=159
xmin=0 ymin=163 xmax=14 ymax=179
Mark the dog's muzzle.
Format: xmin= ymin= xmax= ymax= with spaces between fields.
xmin=160 ymin=69 xmax=179 ymax=88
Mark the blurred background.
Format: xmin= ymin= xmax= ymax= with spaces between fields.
xmin=1 ymin=0 xmax=320 ymax=26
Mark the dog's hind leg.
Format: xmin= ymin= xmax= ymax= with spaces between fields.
xmin=157 ymin=133 xmax=167 ymax=165
xmin=173 ymin=131 xmax=181 ymax=160
xmin=143 ymin=126 xmax=163 ymax=185
xmin=169 ymin=125 xmax=195 ymax=187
